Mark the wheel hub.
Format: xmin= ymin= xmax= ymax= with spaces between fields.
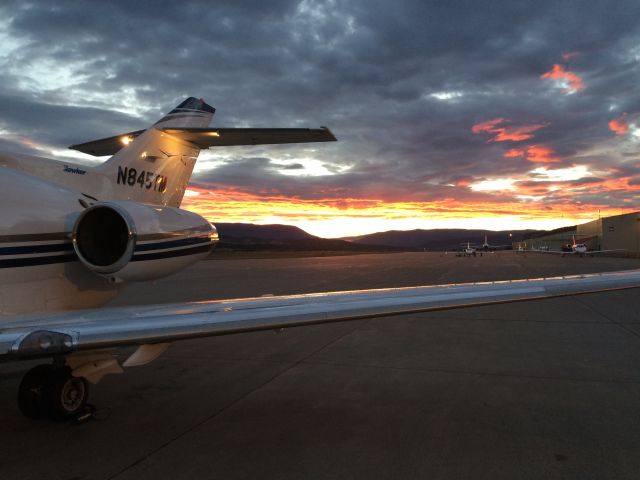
xmin=60 ymin=377 xmax=86 ymax=412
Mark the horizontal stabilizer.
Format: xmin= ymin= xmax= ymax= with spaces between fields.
xmin=163 ymin=127 xmax=337 ymax=148
xmin=69 ymin=130 xmax=145 ymax=156
xmin=70 ymin=127 xmax=337 ymax=157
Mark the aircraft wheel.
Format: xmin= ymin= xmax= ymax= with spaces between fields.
xmin=47 ymin=367 xmax=89 ymax=420
xmin=17 ymin=364 xmax=56 ymax=418
xmin=18 ymin=365 xmax=89 ymax=419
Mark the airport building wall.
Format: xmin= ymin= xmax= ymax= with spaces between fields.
xmin=589 ymin=212 xmax=640 ymax=252
xmin=575 ymin=218 xmax=602 ymax=250
xmin=516 ymin=211 xmax=640 ymax=254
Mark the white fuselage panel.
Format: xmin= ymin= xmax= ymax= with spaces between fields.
xmin=0 ymin=166 xmax=120 ymax=314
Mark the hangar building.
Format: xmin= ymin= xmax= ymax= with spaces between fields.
xmin=513 ymin=211 xmax=640 ymax=254
xmin=577 ymin=211 xmax=640 ymax=252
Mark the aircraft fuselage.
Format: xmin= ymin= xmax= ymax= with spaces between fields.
xmin=0 ymin=152 xmax=216 ymax=315
xmin=0 ymin=165 xmax=122 ymax=314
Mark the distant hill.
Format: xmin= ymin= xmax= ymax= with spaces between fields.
xmin=213 ymin=223 xmax=403 ymax=252
xmin=523 ymin=225 xmax=576 ymax=239
xmin=214 ymin=223 xmax=315 ymax=242
xmin=212 ymin=223 xmax=546 ymax=253
xmin=343 ymin=229 xmax=539 ymax=251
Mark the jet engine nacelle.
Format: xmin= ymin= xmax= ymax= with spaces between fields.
xmin=72 ymin=201 xmax=217 ymax=282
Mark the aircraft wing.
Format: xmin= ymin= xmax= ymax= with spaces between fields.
xmin=70 ymin=127 xmax=337 ymax=156
xmin=526 ymin=249 xmax=626 ymax=255
xmin=3 ymin=269 xmax=640 ymax=360
xmin=583 ymin=249 xmax=627 ymax=255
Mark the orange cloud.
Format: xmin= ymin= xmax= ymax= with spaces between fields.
xmin=181 ymin=182 xmax=639 ymax=238
xmin=541 ymin=64 xmax=584 ymax=93
xmin=504 ymin=149 xmax=524 ymax=158
xmin=609 ymin=113 xmax=628 ymax=136
xmin=472 ymin=118 xmax=546 ymax=142
xmin=524 ymin=145 xmax=559 ymax=163
xmin=502 ymin=145 xmax=558 ymax=162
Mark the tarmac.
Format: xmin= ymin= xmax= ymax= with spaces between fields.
xmin=3 ymin=251 xmax=640 ymax=479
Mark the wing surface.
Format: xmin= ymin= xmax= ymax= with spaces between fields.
xmin=525 ymin=249 xmax=564 ymax=254
xmin=3 ymin=269 xmax=640 ymax=359
xmin=162 ymin=127 xmax=337 ymax=148
xmin=70 ymin=127 xmax=336 ymax=156
xmin=583 ymin=250 xmax=627 ymax=255
xmin=69 ymin=130 xmax=145 ymax=156
xmin=526 ymin=249 xmax=626 ymax=255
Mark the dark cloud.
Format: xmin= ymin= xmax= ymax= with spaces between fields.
xmin=0 ymin=0 xmax=639 ymax=214
xmin=280 ymin=163 xmax=304 ymax=170
xmin=0 ymin=91 xmax=140 ymax=146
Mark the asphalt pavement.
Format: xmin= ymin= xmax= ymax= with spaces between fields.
xmin=2 ymin=251 xmax=640 ymax=479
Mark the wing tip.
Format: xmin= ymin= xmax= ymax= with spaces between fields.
xmin=320 ymin=127 xmax=338 ymax=142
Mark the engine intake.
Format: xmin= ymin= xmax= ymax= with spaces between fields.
xmin=73 ymin=205 xmax=134 ymax=273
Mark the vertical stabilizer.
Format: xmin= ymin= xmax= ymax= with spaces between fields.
xmin=152 ymin=97 xmax=215 ymax=129
xmin=95 ymin=98 xmax=215 ymax=207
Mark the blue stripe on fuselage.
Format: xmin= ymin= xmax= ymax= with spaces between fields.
xmin=0 ymin=243 xmax=73 ymax=256
xmin=0 ymin=253 xmax=77 ymax=268
xmin=135 ymin=235 xmax=213 ymax=252
xmin=0 ymin=236 xmax=214 ymax=268
xmin=131 ymin=243 xmax=213 ymax=261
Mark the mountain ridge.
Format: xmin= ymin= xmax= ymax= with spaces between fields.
xmin=342 ymin=228 xmax=538 ymax=250
xmin=213 ymin=223 xmax=546 ymax=251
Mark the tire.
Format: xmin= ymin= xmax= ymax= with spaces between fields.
xmin=46 ymin=367 xmax=89 ymax=420
xmin=17 ymin=364 xmax=56 ymax=418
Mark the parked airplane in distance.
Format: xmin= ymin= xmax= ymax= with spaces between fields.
xmin=456 ymin=242 xmax=478 ymax=256
xmin=480 ymin=235 xmax=511 ymax=251
xmin=530 ymin=236 xmax=625 ymax=257
xmin=459 ymin=238 xmax=500 ymax=256
xmin=2 ymin=96 xmax=640 ymax=421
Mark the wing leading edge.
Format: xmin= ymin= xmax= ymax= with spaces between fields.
xmin=527 ymin=249 xmax=626 ymax=255
xmin=3 ymin=268 xmax=640 ymax=359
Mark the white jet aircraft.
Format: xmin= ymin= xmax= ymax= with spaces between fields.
xmin=2 ymin=97 xmax=640 ymax=421
xmin=480 ymin=235 xmax=511 ymax=251
xmin=531 ymin=235 xmax=624 ymax=257
xmin=461 ymin=242 xmax=477 ymax=256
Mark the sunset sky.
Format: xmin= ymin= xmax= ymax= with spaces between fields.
xmin=1 ymin=1 xmax=639 ymax=237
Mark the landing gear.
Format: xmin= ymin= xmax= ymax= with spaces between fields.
xmin=18 ymin=364 xmax=89 ymax=420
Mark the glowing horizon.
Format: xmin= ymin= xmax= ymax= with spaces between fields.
xmin=181 ymin=186 xmax=636 ymax=238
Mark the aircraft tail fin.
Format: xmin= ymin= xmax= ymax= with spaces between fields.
xmin=93 ymin=98 xmax=215 ymax=207
xmin=72 ymin=97 xmax=336 ymax=208
xmin=152 ymin=97 xmax=216 ymax=129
